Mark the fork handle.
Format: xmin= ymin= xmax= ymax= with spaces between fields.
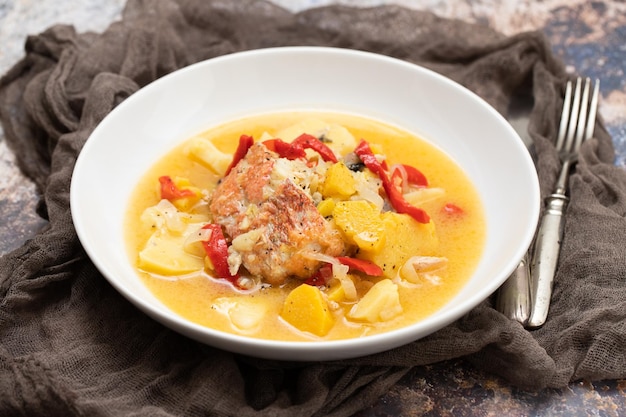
xmin=527 ymin=193 xmax=568 ymax=328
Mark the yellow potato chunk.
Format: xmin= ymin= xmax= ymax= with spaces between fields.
xmin=280 ymin=284 xmax=334 ymax=337
xmin=322 ymin=162 xmax=356 ymax=199
xmin=169 ymin=177 xmax=203 ymax=211
xmin=323 ymin=124 xmax=357 ymax=155
xmin=325 ymin=280 xmax=346 ymax=303
xmin=333 ymin=200 xmax=385 ymax=251
xmin=138 ymin=230 xmax=205 ymax=275
xmin=348 ymin=279 xmax=402 ymax=323
xmin=359 ymin=212 xmax=438 ymax=279
xmin=185 ymin=136 xmax=231 ymax=175
xmin=317 ymin=198 xmax=336 ymax=217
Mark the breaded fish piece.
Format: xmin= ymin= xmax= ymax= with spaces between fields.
xmin=209 ymin=142 xmax=347 ymax=285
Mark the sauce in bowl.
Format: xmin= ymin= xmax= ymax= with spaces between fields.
xmin=125 ymin=111 xmax=485 ymax=341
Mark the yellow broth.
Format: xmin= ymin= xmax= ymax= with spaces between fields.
xmin=125 ymin=112 xmax=486 ymax=341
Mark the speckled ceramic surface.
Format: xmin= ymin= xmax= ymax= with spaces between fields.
xmin=1 ymin=1 xmax=625 ymax=415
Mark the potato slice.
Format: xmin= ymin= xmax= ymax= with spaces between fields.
xmin=323 ymin=124 xmax=357 ymax=155
xmin=333 ymin=200 xmax=385 ymax=252
xmin=280 ymin=284 xmax=334 ymax=337
xmin=359 ymin=212 xmax=438 ymax=279
xmin=317 ymin=198 xmax=336 ymax=217
xmin=138 ymin=228 xmax=205 ymax=275
xmin=322 ymin=162 xmax=356 ymax=199
xmin=348 ymin=279 xmax=402 ymax=323
xmin=185 ymin=136 xmax=231 ymax=175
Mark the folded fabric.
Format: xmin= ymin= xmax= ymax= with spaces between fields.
xmin=1 ymin=0 xmax=625 ymax=416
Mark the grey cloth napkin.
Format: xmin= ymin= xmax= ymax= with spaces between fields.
xmin=1 ymin=1 xmax=625 ymax=416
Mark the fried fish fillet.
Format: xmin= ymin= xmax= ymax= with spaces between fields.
xmin=209 ymin=142 xmax=347 ymax=285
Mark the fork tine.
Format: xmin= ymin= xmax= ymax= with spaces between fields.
xmin=563 ymin=78 xmax=583 ymax=152
xmin=582 ymin=79 xmax=600 ymax=147
xmin=555 ymin=81 xmax=573 ymax=151
xmin=574 ymin=78 xmax=591 ymax=152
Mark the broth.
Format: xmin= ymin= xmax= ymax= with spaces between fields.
xmin=125 ymin=112 xmax=485 ymax=341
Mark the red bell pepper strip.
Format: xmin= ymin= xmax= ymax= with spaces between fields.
xmin=304 ymin=264 xmax=333 ymax=286
xmin=291 ymin=133 xmax=338 ymax=163
xmin=262 ymin=138 xmax=306 ymax=160
xmin=158 ymin=176 xmax=197 ymax=200
xmin=337 ymin=256 xmax=383 ymax=277
xmin=354 ymin=140 xmax=430 ymax=224
xmin=201 ymin=224 xmax=240 ymax=286
xmin=391 ymin=164 xmax=428 ymax=188
xmin=384 ymin=177 xmax=431 ymax=224
xmin=262 ymin=139 xmax=278 ymax=152
xmin=306 ymin=256 xmax=382 ymax=285
xmin=225 ymin=134 xmax=254 ymax=176
xmin=262 ymin=134 xmax=338 ymax=163
xmin=443 ymin=203 xmax=464 ymax=215
xmin=353 ymin=140 xmax=384 ymax=176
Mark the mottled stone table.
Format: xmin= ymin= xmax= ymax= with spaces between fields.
xmin=1 ymin=1 xmax=625 ymax=416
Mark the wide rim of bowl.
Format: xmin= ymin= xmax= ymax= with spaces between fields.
xmin=70 ymin=46 xmax=540 ymax=361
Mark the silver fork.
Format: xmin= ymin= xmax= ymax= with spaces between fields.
xmin=526 ymin=77 xmax=600 ymax=328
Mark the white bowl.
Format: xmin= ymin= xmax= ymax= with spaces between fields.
xmin=70 ymin=47 xmax=539 ymax=361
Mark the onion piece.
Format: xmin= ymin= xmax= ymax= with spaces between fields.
xmin=399 ymin=260 xmax=421 ymax=284
xmin=154 ymin=199 xmax=185 ymax=232
xmin=183 ymin=225 xmax=212 ymax=254
xmin=335 ymin=263 xmax=357 ymax=301
xmin=301 ymin=251 xmax=357 ymax=300
xmin=399 ymin=256 xmax=448 ymax=284
xmin=353 ymin=175 xmax=384 ymax=211
xmin=301 ymin=250 xmax=339 ymax=266
xmin=211 ymin=297 xmax=267 ymax=333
